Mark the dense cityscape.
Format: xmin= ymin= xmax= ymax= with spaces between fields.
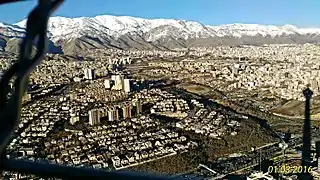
xmin=1 ymin=43 xmax=320 ymax=179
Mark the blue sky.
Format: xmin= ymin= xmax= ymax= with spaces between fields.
xmin=0 ymin=0 xmax=319 ymax=27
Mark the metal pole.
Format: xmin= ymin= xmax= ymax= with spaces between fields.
xmin=300 ymin=87 xmax=313 ymax=180
xmin=302 ymin=87 xmax=312 ymax=166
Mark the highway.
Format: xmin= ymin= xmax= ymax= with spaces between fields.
xmin=203 ymin=127 xmax=320 ymax=179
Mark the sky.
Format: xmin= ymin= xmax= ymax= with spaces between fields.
xmin=0 ymin=0 xmax=320 ymax=27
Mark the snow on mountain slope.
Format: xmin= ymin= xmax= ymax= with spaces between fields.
xmin=3 ymin=14 xmax=320 ymax=54
xmin=0 ymin=22 xmax=25 ymax=37
xmin=13 ymin=14 xmax=320 ymax=43
xmin=15 ymin=15 xmax=210 ymax=42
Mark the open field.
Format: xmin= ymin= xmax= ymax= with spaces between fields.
xmin=156 ymin=112 xmax=188 ymax=119
xmin=271 ymin=96 xmax=320 ymax=118
xmin=177 ymin=83 xmax=211 ymax=95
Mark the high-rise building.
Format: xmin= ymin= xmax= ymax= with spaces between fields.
xmin=99 ymin=108 xmax=108 ymax=120
xmin=88 ymin=109 xmax=100 ymax=125
xmin=70 ymin=116 xmax=80 ymax=125
xmin=133 ymin=99 xmax=142 ymax=115
xmin=111 ymin=74 xmax=124 ymax=90
xmin=124 ymin=79 xmax=131 ymax=93
xmin=84 ymin=69 xmax=96 ymax=80
xmin=84 ymin=69 xmax=89 ymax=79
xmin=111 ymin=75 xmax=117 ymax=81
xmin=113 ymin=107 xmax=119 ymax=120
xmin=115 ymin=75 xmax=122 ymax=82
xmin=116 ymin=106 xmax=123 ymax=119
xmin=108 ymin=107 xmax=119 ymax=121
xmin=90 ymin=69 xmax=96 ymax=80
xmin=104 ymin=79 xmax=111 ymax=89
xmin=108 ymin=109 xmax=114 ymax=121
xmin=117 ymin=75 xmax=124 ymax=89
xmin=123 ymin=104 xmax=132 ymax=119
xmin=131 ymin=106 xmax=137 ymax=117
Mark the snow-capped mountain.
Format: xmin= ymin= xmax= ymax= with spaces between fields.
xmin=2 ymin=14 xmax=320 ymax=54
xmin=14 ymin=15 xmax=320 ymax=41
xmin=0 ymin=22 xmax=25 ymax=37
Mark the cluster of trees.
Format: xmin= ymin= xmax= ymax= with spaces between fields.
xmin=204 ymin=119 xmax=276 ymax=162
xmin=127 ymin=148 xmax=207 ymax=175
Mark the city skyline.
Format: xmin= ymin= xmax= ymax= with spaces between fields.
xmin=0 ymin=0 xmax=320 ymax=27
xmin=2 ymin=0 xmax=320 ymax=179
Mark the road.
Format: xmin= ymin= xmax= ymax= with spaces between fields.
xmin=203 ymin=127 xmax=320 ymax=179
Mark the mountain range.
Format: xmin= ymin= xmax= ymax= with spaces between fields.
xmin=1 ymin=15 xmax=320 ymax=54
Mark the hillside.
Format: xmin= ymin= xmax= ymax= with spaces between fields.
xmin=271 ymin=95 xmax=320 ymax=119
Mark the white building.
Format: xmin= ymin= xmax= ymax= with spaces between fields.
xmin=84 ymin=69 xmax=95 ymax=80
xmin=70 ymin=116 xmax=80 ymax=125
xmin=108 ymin=110 xmax=114 ymax=121
xmin=89 ymin=109 xmax=100 ymax=125
xmin=104 ymin=79 xmax=111 ymax=89
xmin=111 ymin=75 xmax=117 ymax=81
xmin=112 ymin=75 xmax=124 ymax=90
xmin=108 ymin=108 xmax=119 ymax=121
xmin=124 ymin=79 xmax=131 ymax=93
